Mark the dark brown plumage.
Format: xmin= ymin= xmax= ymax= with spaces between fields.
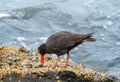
xmin=38 ymin=31 xmax=96 ymax=68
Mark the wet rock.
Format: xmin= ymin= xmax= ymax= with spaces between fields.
xmin=107 ymin=75 xmax=119 ymax=82
xmin=19 ymin=46 xmax=28 ymax=53
xmin=0 ymin=45 xmax=117 ymax=82
xmin=3 ymin=73 xmax=40 ymax=82
xmin=58 ymin=71 xmax=77 ymax=81
xmin=71 ymin=77 xmax=91 ymax=82
xmin=42 ymin=71 xmax=56 ymax=79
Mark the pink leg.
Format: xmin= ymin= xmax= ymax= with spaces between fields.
xmin=52 ymin=56 xmax=60 ymax=69
xmin=61 ymin=53 xmax=70 ymax=68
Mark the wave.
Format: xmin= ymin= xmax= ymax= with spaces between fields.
xmin=0 ymin=13 xmax=11 ymax=18
xmin=8 ymin=3 xmax=56 ymax=19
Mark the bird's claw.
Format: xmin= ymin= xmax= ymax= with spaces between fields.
xmin=60 ymin=65 xmax=67 ymax=68
xmin=52 ymin=65 xmax=57 ymax=69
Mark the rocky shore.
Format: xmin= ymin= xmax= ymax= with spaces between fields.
xmin=0 ymin=45 xmax=118 ymax=82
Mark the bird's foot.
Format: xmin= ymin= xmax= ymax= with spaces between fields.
xmin=52 ymin=65 xmax=57 ymax=69
xmin=52 ymin=66 xmax=55 ymax=69
xmin=60 ymin=64 xmax=67 ymax=68
xmin=52 ymin=65 xmax=67 ymax=69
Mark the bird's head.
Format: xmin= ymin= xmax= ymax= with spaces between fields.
xmin=38 ymin=43 xmax=46 ymax=66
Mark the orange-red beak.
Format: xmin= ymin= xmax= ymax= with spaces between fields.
xmin=40 ymin=54 xmax=44 ymax=66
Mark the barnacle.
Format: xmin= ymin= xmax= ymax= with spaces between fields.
xmin=0 ymin=45 xmax=112 ymax=82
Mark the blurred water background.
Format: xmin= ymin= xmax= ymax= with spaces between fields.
xmin=0 ymin=0 xmax=120 ymax=79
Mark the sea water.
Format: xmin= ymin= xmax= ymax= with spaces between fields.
xmin=0 ymin=0 xmax=120 ymax=79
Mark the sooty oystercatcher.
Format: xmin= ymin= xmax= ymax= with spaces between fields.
xmin=38 ymin=31 xmax=96 ymax=69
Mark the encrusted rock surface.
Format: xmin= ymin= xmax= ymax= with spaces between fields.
xmin=0 ymin=45 xmax=116 ymax=82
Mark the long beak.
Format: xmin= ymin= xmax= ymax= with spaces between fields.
xmin=40 ymin=54 xmax=44 ymax=66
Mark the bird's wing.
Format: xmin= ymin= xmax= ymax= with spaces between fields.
xmin=46 ymin=32 xmax=73 ymax=50
xmin=46 ymin=32 xmax=94 ymax=54
xmin=57 ymin=33 xmax=94 ymax=49
xmin=48 ymin=34 xmax=81 ymax=50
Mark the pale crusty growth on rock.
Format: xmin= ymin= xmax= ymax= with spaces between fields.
xmin=0 ymin=45 xmax=113 ymax=82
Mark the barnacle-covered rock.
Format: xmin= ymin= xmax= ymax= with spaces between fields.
xmin=19 ymin=46 xmax=28 ymax=53
xmin=0 ymin=45 xmax=116 ymax=82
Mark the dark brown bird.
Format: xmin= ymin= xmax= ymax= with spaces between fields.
xmin=38 ymin=31 xmax=96 ymax=69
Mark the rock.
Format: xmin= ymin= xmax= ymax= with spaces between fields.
xmin=19 ymin=46 xmax=28 ymax=53
xmin=58 ymin=71 xmax=77 ymax=81
xmin=0 ymin=45 xmax=117 ymax=82
xmin=8 ymin=55 xmax=17 ymax=62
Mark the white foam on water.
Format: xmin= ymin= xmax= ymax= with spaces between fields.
xmin=39 ymin=37 xmax=47 ymax=43
xmin=116 ymin=42 xmax=120 ymax=46
xmin=101 ymin=34 xmax=104 ymax=37
xmin=103 ymin=25 xmax=108 ymax=29
xmin=16 ymin=37 xmax=27 ymax=48
xmin=20 ymin=42 xmax=27 ymax=48
xmin=17 ymin=37 xmax=26 ymax=42
xmin=0 ymin=13 xmax=11 ymax=18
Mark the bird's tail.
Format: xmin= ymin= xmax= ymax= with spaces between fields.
xmin=83 ymin=32 xmax=96 ymax=42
